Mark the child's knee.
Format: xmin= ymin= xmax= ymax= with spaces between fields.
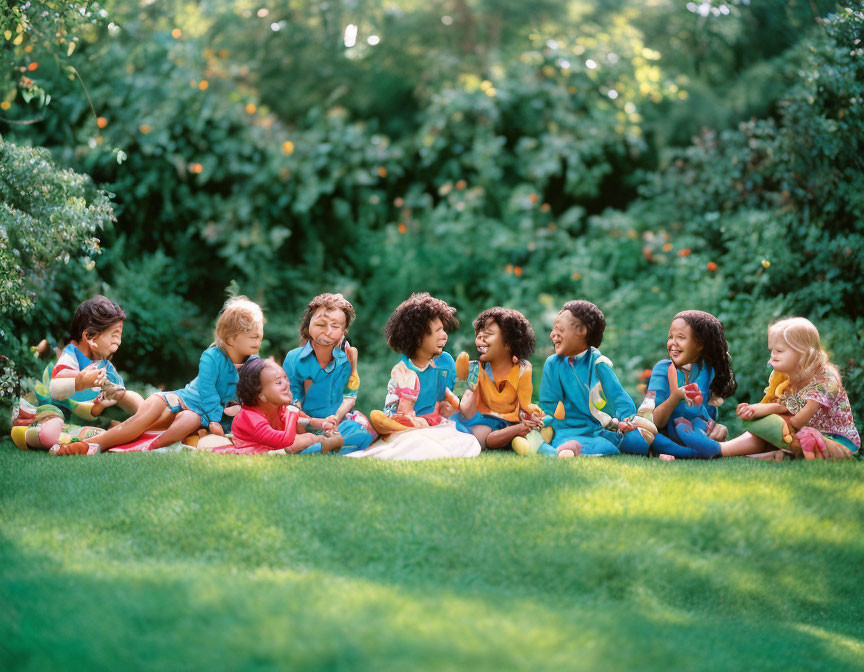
xmin=620 ymin=430 xmax=650 ymax=456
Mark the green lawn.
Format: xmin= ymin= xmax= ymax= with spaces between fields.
xmin=1 ymin=445 xmax=863 ymax=671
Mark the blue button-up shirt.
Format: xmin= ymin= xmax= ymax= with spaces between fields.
xmin=283 ymin=342 xmax=356 ymax=418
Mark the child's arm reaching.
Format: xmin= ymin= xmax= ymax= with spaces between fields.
xmin=241 ymin=406 xmax=301 ymax=451
xmin=736 ymin=402 xmax=787 ymax=420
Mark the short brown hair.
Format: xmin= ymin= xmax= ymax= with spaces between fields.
xmin=298 ymin=293 xmax=356 ymax=343
xmin=384 ymin=293 xmax=458 ymax=356
xmin=70 ymin=295 xmax=126 ymax=341
xmin=561 ymin=300 xmax=605 ymax=349
xmin=214 ymin=296 xmax=264 ymax=349
xmin=473 ymin=307 xmax=536 ymax=363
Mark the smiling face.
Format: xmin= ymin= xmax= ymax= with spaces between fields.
xmin=475 ymin=320 xmax=510 ymax=364
xmin=85 ymin=321 xmax=124 ymax=359
xmin=258 ymin=363 xmax=293 ymax=406
xmin=229 ymin=323 xmax=264 ymax=359
xmin=308 ymin=307 xmax=347 ymax=350
xmin=667 ymin=318 xmax=703 ymax=367
xmin=418 ymin=317 xmax=448 ymax=359
xmin=768 ymin=333 xmax=801 ymax=376
xmin=550 ymin=311 xmax=587 ymax=358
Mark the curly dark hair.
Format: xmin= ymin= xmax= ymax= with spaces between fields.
xmin=561 ymin=300 xmax=605 ymax=349
xmin=473 ymin=307 xmax=536 ymax=363
xmin=236 ymin=358 xmax=278 ymax=406
xmin=70 ymin=295 xmax=126 ymax=341
xmin=674 ymin=310 xmax=737 ymax=398
xmin=298 ymin=293 xmax=356 ymax=344
xmin=384 ymin=293 xmax=458 ymax=356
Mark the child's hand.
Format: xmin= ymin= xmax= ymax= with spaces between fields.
xmin=617 ymin=419 xmax=635 ymax=433
xmin=76 ymin=364 xmax=105 ymax=391
xmin=737 ymin=403 xmax=765 ymax=420
xmin=515 ymin=423 xmax=532 ymax=437
xmin=437 ymin=400 xmax=458 ymax=418
xmin=321 ymin=415 xmax=339 ymax=432
xmin=706 ymin=420 xmax=728 ymax=441
xmin=208 ymin=421 xmax=224 ymax=436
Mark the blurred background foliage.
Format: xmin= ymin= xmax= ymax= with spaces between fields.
xmin=1 ymin=0 xmax=862 ymax=433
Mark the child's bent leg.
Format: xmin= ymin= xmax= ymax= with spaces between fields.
xmin=486 ymin=424 xmax=530 ymax=450
xmin=618 ymin=429 xmax=651 ymax=456
xmin=651 ymin=432 xmax=701 ymax=459
xmin=470 ymin=424 xmax=493 ymax=450
xmin=336 ymin=418 xmax=374 ymax=454
xmin=151 ymin=410 xmax=202 ymax=449
xmin=118 ymin=390 xmax=145 ymax=414
xmin=90 ymin=394 xmax=174 ymax=450
xmin=577 ymin=434 xmax=620 ymax=456
xmin=671 ymin=418 xmax=720 ymax=458
xmin=720 ymin=432 xmax=768 ymax=457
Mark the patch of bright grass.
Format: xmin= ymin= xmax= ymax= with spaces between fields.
xmin=1 ymin=446 xmax=863 ymax=670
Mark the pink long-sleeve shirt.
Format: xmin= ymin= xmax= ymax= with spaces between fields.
xmin=215 ymin=404 xmax=300 ymax=454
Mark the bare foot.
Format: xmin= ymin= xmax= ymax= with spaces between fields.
xmin=321 ymin=434 xmax=345 ymax=454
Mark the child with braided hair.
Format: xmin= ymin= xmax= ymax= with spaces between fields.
xmin=636 ymin=310 xmax=736 ymax=459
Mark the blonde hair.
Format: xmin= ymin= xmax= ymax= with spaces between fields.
xmin=214 ymin=296 xmax=264 ymax=349
xmin=767 ymin=317 xmax=838 ymax=388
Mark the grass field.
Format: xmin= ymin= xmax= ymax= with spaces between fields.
xmin=1 ymin=445 xmax=863 ymax=671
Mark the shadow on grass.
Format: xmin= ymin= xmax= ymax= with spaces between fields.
xmin=1 ymin=449 xmax=863 ymax=669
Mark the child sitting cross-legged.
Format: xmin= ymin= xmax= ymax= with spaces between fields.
xmin=539 ymin=300 xmax=654 ymax=457
xmin=214 ymin=358 xmax=343 ymax=455
xmin=456 ymin=307 xmax=553 ymax=455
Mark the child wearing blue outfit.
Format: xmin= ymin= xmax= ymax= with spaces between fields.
xmin=636 ymin=310 xmax=736 ymax=459
xmin=539 ymin=300 xmax=651 ymax=457
xmin=282 ymin=293 xmax=374 ymax=455
xmin=55 ymin=296 xmax=263 ymax=455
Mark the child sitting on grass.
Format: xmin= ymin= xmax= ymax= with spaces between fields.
xmin=52 ymin=296 xmax=264 ymax=455
xmin=41 ymin=295 xmax=144 ymax=420
xmin=214 ymin=358 xmax=343 ymax=455
xmin=282 ymin=293 xmax=375 ymax=455
xmin=539 ymin=300 xmax=652 ymax=457
xmin=636 ymin=310 xmax=736 ymax=459
xmin=720 ymin=317 xmax=860 ymax=460
xmin=354 ymin=293 xmax=480 ymax=460
xmin=456 ymin=307 xmax=549 ymax=454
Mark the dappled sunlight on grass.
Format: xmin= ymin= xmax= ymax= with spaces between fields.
xmin=2 ymin=448 xmax=862 ymax=669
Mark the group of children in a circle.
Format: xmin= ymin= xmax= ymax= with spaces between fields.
xmin=40 ymin=291 xmax=860 ymax=461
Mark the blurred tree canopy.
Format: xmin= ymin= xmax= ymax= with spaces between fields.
xmin=1 ymin=0 xmax=862 ymax=430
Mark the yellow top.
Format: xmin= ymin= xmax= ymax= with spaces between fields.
xmin=760 ymin=370 xmax=791 ymax=404
xmin=476 ymin=362 xmax=539 ymax=422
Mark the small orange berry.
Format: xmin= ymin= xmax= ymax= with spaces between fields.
xmin=282 ymin=140 xmax=294 ymax=155
xmin=707 ymin=261 xmax=718 ymax=272
xmin=28 ymin=62 xmax=38 ymax=71
xmin=245 ymin=103 xmax=257 ymax=115
xmin=678 ymin=248 xmax=691 ymax=257
xmin=96 ymin=116 xmax=107 ymax=129
xmin=571 ymin=272 xmax=581 ymax=280
xmin=455 ymin=179 xmax=467 ymax=190
xmin=0 ymin=101 xmax=10 ymax=111
xmin=540 ymin=203 xmax=551 ymax=212
xmin=662 ymin=242 xmax=673 ymax=252
xmin=24 ymin=45 xmax=33 ymax=53
xmin=394 ymin=197 xmax=405 ymax=208
xmin=398 ymin=223 xmax=407 ymax=234
xmin=378 ymin=166 xmax=387 ymax=178
xmin=139 ymin=123 xmax=152 ymax=134
xmin=506 ymin=264 xmax=513 ymax=274
xmin=189 ymin=162 xmax=203 ymax=174
xmin=198 ymin=80 xmax=209 ymax=90
xmin=172 ymin=28 xmax=182 ymax=39
xmin=514 ymin=266 xmax=523 ymax=277
xmin=529 ymin=193 xmax=539 ymax=204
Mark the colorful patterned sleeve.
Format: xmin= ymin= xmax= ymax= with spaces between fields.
xmin=801 ymin=376 xmax=837 ymax=409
